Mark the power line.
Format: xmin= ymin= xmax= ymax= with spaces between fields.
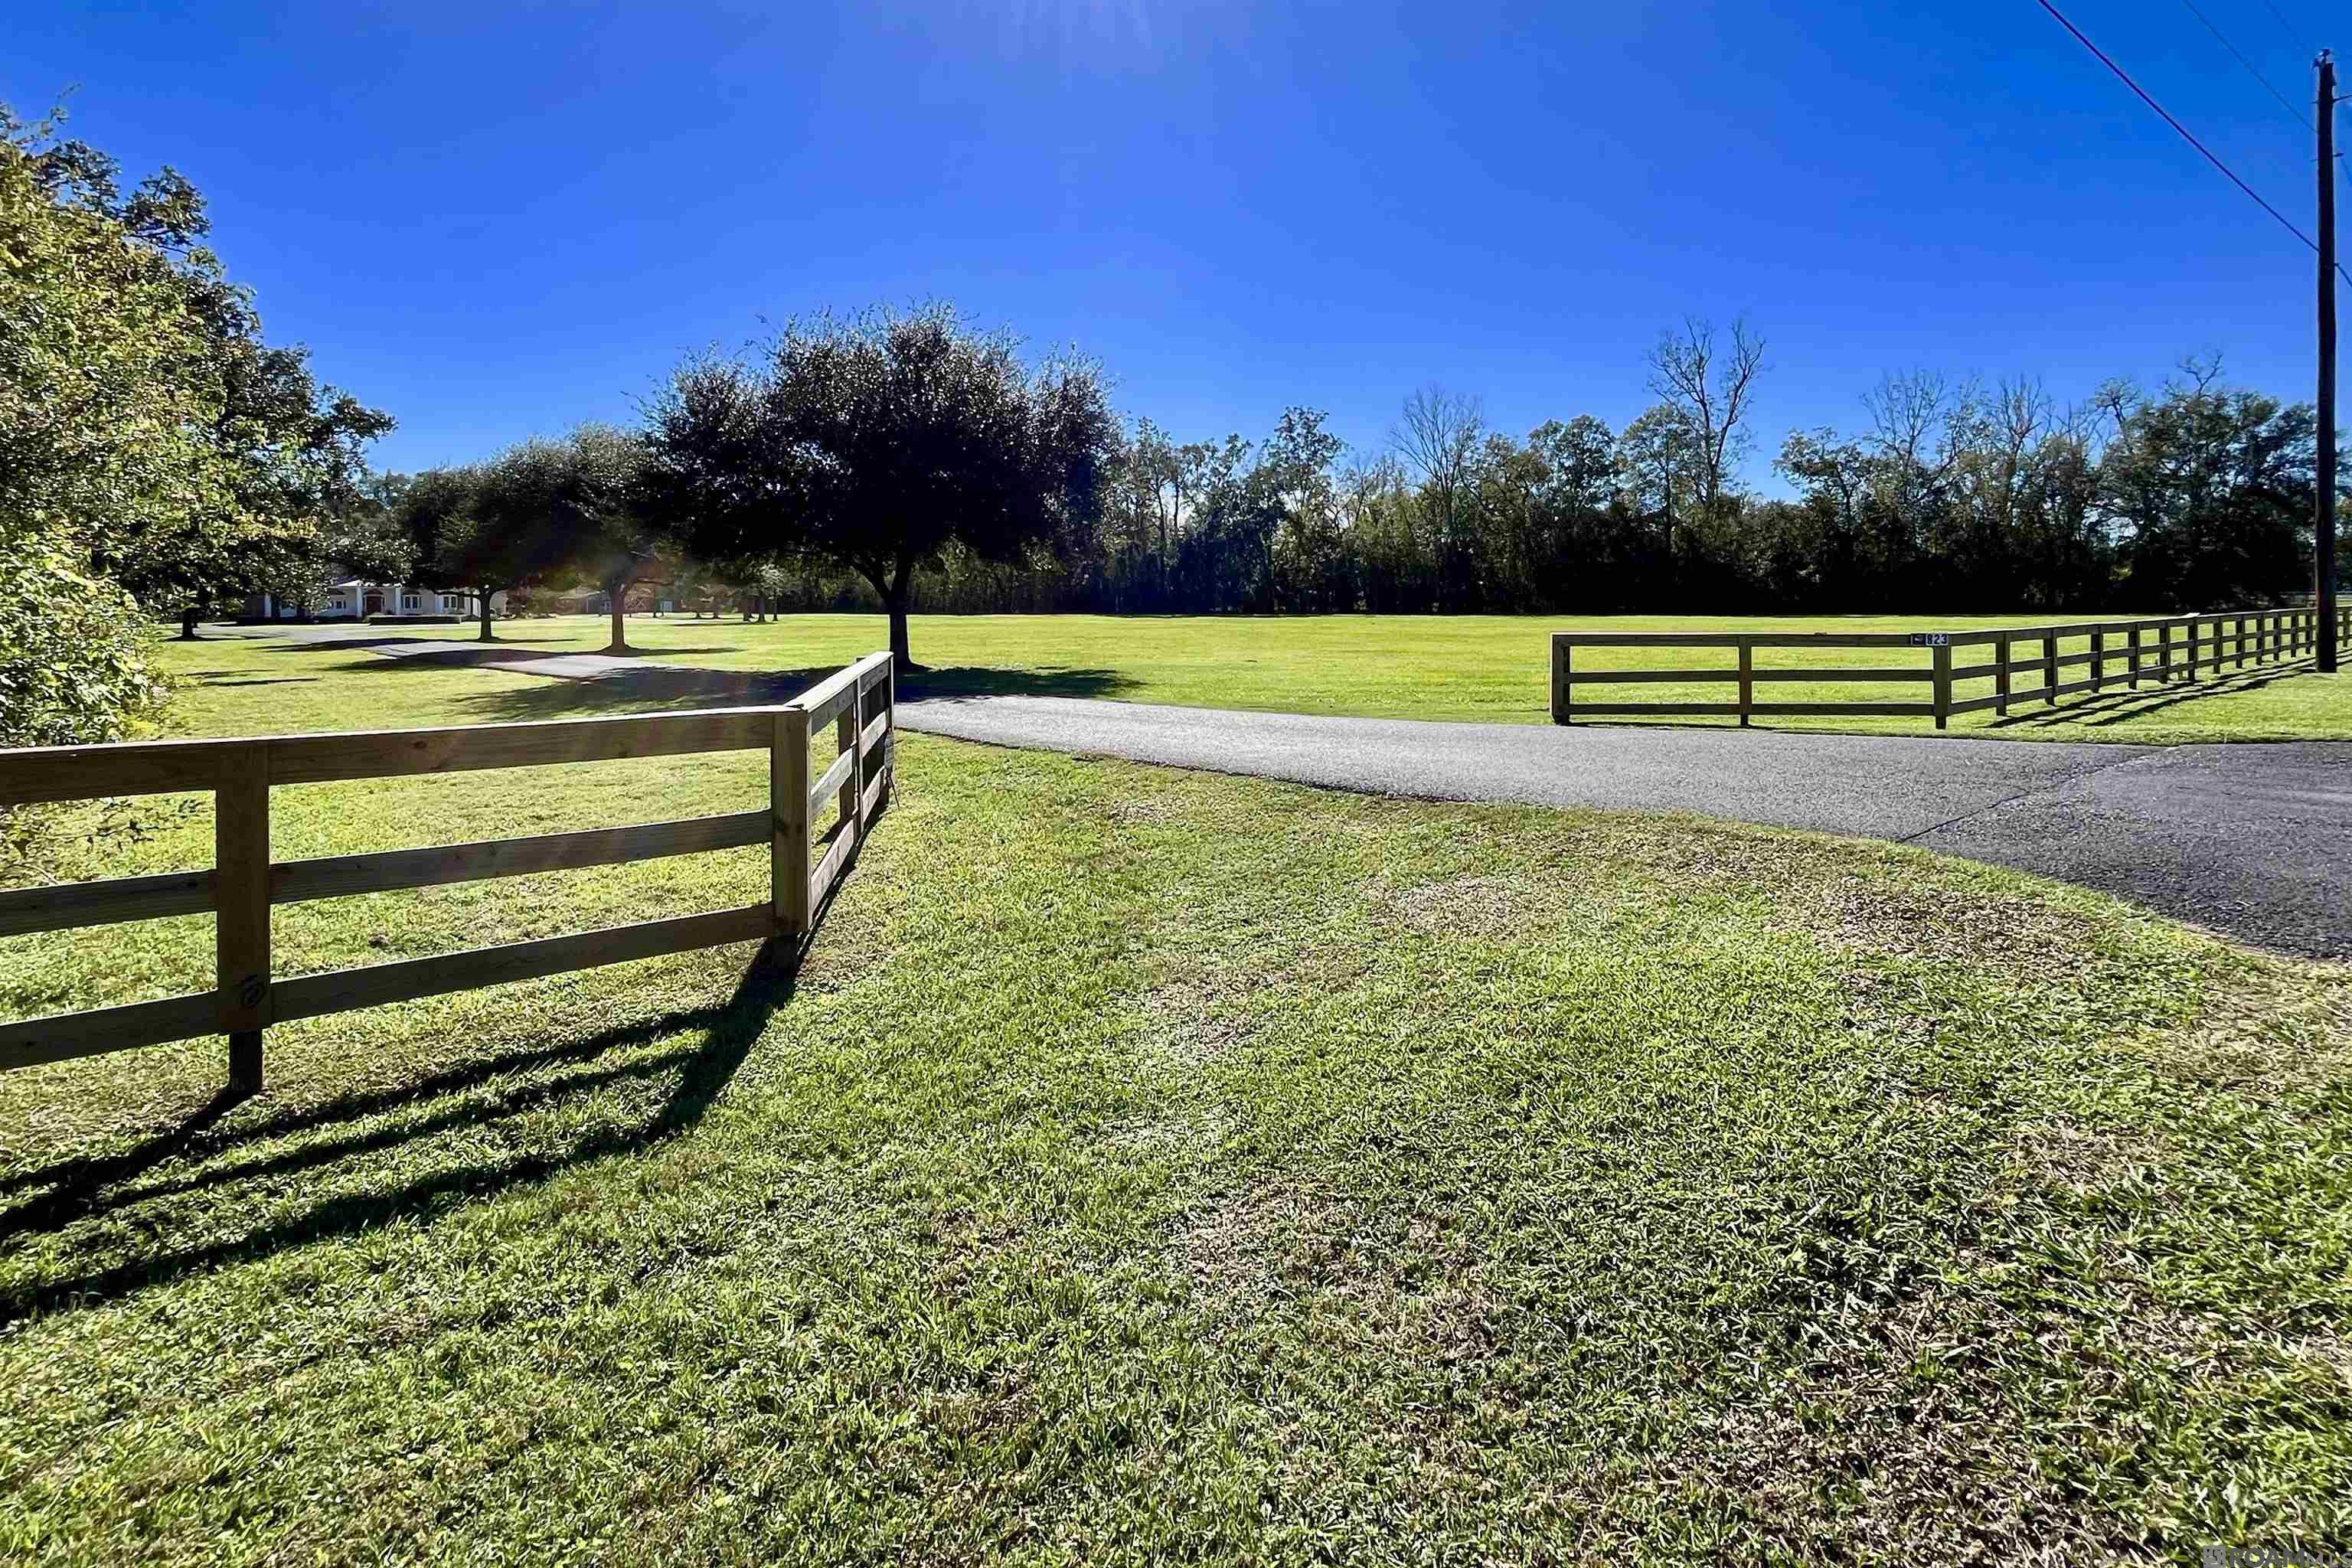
xmin=2256 ymin=0 xmax=2308 ymax=57
xmin=2177 ymin=0 xmax=2309 ymax=131
xmin=2031 ymin=0 xmax=2351 ymax=289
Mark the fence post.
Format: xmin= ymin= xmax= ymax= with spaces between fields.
xmin=2186 ymin=618 xmax=2199 ymax=681
xmin=2091 ymin=629 xmax=2105 ymax=690
xmin=773 ymin=708 xmax=812 ymax=939
xmin=837 ymin=674 xmax=864 ymax=846
xmin=215 ymin=745 xmax=270 ymax=1095
xmin=1995 ymin=636 xmax=2011 ymax=716
xmin=2158 ymin=622 xmax=2171 ymax=682
xmin=2127 ymin=625 xmax=2141 ymax=688
xmin=875 ymin=655 xmax=895 ymax=808
xmin=2044 ymin=633 xmax=2058 ymax=705
xmin=1736 ymin=639 xmax=1754 ymax=727
xmin=1552 ymin=638 xmax=1572 ymax=725
xmin=1932 ymin=642 xmax=1952 ymax=730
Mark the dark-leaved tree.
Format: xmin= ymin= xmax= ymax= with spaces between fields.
xmin=397 ymin=462 xmax=564 ymax=641
xmin=2099 ymin=378 xmax=2318 ymax=611
xmin=642 ymin=302 xmax=1116 ymax=668
xmin=466 ymin=428 xmax=663 ymax=652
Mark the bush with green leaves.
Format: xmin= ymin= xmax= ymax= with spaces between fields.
xmin=0 ymin=531 xmax=165 ymax=751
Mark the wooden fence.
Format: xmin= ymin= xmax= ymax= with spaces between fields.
xmin=0 ymin=652 xmax=895 ymax=1090
xmin=1552 ymin=606 xmax=2347 ymax=729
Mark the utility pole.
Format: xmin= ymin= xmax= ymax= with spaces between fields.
xmin=2321 ymin=49 xmax=2339 ymax=672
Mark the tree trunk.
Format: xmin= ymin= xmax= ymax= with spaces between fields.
xmin=885 ymin=557 xmax=916 ymax=668
xmin=605 ymin=576 xmax=631 ymax=653
xmin=178 ymin=607 xmax=200 ymax=640
xmin=886 ymin=593 xmax=911 ymax=668
xmin=478 ymin=587 xmax=495 ymax=642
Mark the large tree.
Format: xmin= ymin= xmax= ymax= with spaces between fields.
xmin=1 ymin=103 xmax=391 ymax=642
xmin=397 ymin=463 xmax=560 ymax=641
xmin=2099 ymin=375 xmax=2319 ymax=611
xmin=642 ymin=303 xmax=1116 ymax=667
xmin=462 ymin=428 xmax=664 ymax=652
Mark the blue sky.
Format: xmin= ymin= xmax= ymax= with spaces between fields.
xmin=9 ymin=1 xmax=2340 ymax=482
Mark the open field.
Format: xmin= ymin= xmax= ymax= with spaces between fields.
xmin=2 ymin=643 xmax=2350 ymax=1561
xmin=228 ymin=611 xmax=2352 ymax=743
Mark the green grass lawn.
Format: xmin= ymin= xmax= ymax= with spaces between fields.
xmin=2 ymin=642 xmax=2349 ymax=1562
xmin=236 ymin=609 xmax=2352 ymax=744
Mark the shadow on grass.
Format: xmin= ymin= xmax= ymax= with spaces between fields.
xmin=1980 ymin=660 xmax=2314 ymax=733
xmin=426 ymin=663 xmax=1139 ymax=725
xmin=898 ymin=665 xmax=1138 ymax=702
xmin=0 ymin=934 xmax=807 ymax=1325
xmin=250 ymin=632 xmax=583 ymax=653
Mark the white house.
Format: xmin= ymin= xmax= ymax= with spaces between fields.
xmin=245 ymin=580 xmax=508 ymax=621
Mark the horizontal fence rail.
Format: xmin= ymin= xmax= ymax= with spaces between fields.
xmin=1551 ymin=607 xmax=2347 ymax=730
xmin=0 ymin=652 xmax=896 ymax=1089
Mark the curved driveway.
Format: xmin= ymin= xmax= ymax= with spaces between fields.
xmin=899 ymin=694 xmax=2352 ymax=959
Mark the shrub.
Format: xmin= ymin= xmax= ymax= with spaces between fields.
xmin=0 ymin=531 xmax=166 ymax=750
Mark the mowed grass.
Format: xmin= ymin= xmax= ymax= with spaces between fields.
xmin=241 ymin=609 xmax=2352 ymax=743
xmin=1 ymin=644 xmax=2350 ymax=1562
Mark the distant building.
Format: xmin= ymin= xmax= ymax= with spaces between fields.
xmin=239 ymin=578 xmax=509 ymax=621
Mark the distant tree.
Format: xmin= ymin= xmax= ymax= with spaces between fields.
xmin=1391 ymin=387 xmax=1486 ymax=609
xmin=397 ymin=463 xmax=564 ymax=641
xmin=1524 ymin=414 xmax=1625 ymax=606
xmin=469 ymin=427 xmax=662 ymax=652
xmin=1618 ymin=403 xmax=1700 ymax=564
xmin=1256 ymin=409 xmax=1349 ymax=612
xmin=1124 ymin=417 xmax=1185 ymax=606
xmin=643 ymin=302 xmax=1116 ymax=666
xmin=2099 ymin=376 xmax=2318 ymax=610
xmin=1645 ymin=317 xmax=1767 ymax=521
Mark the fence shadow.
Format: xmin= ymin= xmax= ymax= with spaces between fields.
xmin=0 ymin=935 xmax=805 ymax=1325
xmin=1980 ymin=660 xmax=2312 ymax=732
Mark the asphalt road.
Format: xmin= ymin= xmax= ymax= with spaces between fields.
xmin=899 ymin=696 xmax=2352 ymax=959
xmin=239 ymin=626 xmax=2352 ymax=958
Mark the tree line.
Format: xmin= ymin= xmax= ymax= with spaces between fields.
xmin=768 ymin=331 xmax=2332 ymax=626
xmin=390 ymin=322 xmax=2334 ymax=665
